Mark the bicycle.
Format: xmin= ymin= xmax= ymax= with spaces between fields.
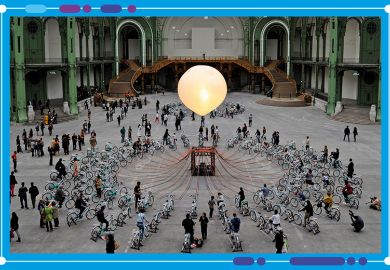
xmin=181 ymin=233 xmax=192 ymax=253
xmin=90 ymin=215 xmax=118 ymax=242
xmin=66 ymin=205 xmax=96 ymax=227
xmin=313 ymin=200 xmax=341 ymax=221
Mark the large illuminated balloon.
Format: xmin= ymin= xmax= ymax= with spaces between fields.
xmin=178 ymin=65 xmax=227 ymax=116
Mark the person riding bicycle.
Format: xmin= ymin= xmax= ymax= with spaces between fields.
xmin=54 ymin=187 xmax=65 ymax=208
xmin=260 ymin=184 xmax=270 ymax=200
xmin=322 ymin=172 xmax=330 ymax=187
xmin=349 ymin=210 xmax=364 ymax=232
xmin=230 ymin=213 xmax=241 ymax=233
xmin=55 ymin=158 xmax=66 ymax=179
xmin=322 ymin=192 xmax=333 ymax=214
xmin=305 ymin=169 xmax=314 ymax=185
xmin=238 ymin=187 xmax=245 ymax=207
xmin=330 ymin=148 xmax=340 ymax=168
xmin=96 ymin=206 xmax=109 ymax=231
xmin=342 ymin=180 xmax=353 ymax=203
xmin=75 ymin=195 xmax=87 ymax=218
xmin=217 ymin=192 xmax=225 ymax=210
xmin=269 ymin=209 xmax=281 ymax=228
xmin=136 ymin=209 xmax=148 ymax=243
xmin=369 ymin=196 xmax=381 ymax=211
xmin=299 ymin=200 xmax=313 ymax=227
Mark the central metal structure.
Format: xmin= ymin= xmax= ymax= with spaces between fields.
xmin=191 ymin=147 xmax=216 ymax=176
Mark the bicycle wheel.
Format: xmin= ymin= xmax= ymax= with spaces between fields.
xmin=86 ymin=209 xmax=96 ymax=220
xmin=350 ymin=197 xmax=359 ymax=209
xmin=277 ymin=185 xmax=286 ymax=193
xmin=120 ymin=186 xmax=129 ymax=195
xmin=313 ymin=204 xmax=322 ymax=215
xmin=148 ymin=195 xmax=154 ymax=206
xmin=65 ymin=172 xmax=73 ymax=181
xmin=354 ymin=177 xmax=363 ymax=187
xmin=127 ymin=207 xmax=132 ymax=217
xmin=268 ymin=191 xmax=275 ymax=200
xmin=279 ymin=178 xmax=287 ymax=186
xmin=172 ymin=144 xmax=177 ymax=151
xmin=65 ymin=198 xmax=75 ymax=209
xmin=50 ymin=171 xmax=59 ymax=181
xmin=45 ymin=182 xmax=55 ymax=191
xmin=67 ymin=212 xmax=78 ymax=227
xmin=250 ymin=210 xmax=257 ymax=221
xmin=302 ymin=190 xmax=310 ymax=199
xmin=267 ymin=154 xmax=273 ymax=161
xmin=253 ymin=194 xmax=260 ymax=205
xmin=263 ymin=222 xmax=271 ymax=234
xmin=144 ymin=226 xmax=150 ymax=238
xmin=333 ymin=169 xmax=341 ymax=177
xmin=290 ymin=198 xmax=298 ymax=208
xmin=325 ymin=185 xmax=334 ymax=193
xmin=159 ymin=146 xmax=165 ymax=153
xmin=120 ymin=160 xmax=128 ymax=167
xmin=332 ymin=208 xmax=341 ymax=221
xmin=42 ymin=192 xmax=53 ymax=201
xmin=282 ymin=163 xmax=289 ymax=170
xmin=333 ymin=194 xmax=342 ymax=205
xmin=90 ymin=226 xmax=101 ymax=242
xmin=118 ymin=196 xmax=129 ymax=209
xmin=109 ymin=219 xmax=118 ymax=231
xmin=353 ymin=187 xmax=362 ymax=198
xmin=335 ymin=186 xmax=343 ymax=195
xmin=137 ymin=151 xmax=143 ymax=159
xmin=235 ymin=197 xmax=240 ymax=208
xmin=111 ymin=164 xmax=120 ymax=172
xmin=310 ymin=220 xmax=320 ymax=235
xmin=92 ymin=194 xmax=100 ymax=203
xmin=107 ymin=199 xmax=114 ymax=210
xmin=278 ymin=159 xmax=284 ymax=166
xmin=293 ymin=214 xmax=302 ymax=225
xmin=85 ymin=186 xmax=94 ymax=195
xmin=284 ymin=209 xmax=293 ymax=222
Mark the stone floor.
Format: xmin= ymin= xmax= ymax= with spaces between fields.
xmin=9 ymin=92 xmax=381 ymax=254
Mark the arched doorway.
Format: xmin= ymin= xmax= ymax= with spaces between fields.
xmin=260 ymin=20 xmax=290 ymax=75
xmin=343 ymin=19 xmax=361 ymax=63
xmin=264 ymin=25 xmax=287 ymax=63
xmin=115 ymin=20 xmax=146 ymax=74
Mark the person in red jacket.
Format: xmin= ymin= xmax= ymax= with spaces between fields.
xmin=342 ymin=180 xmax=353 ymax=203
xmin=11 ymin=151 xmax=17 ymax=172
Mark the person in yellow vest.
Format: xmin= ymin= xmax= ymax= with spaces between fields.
xmin=43 ymin=201 xmax=53 ymax=232
xmin=95 ymin=175 xmax=102 ymax=198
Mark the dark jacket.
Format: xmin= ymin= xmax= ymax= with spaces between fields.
xmin=182 ymin=217 xmax=195 ymax=233
xmin=230 ymin=217 xmax=241 ymax=233
xmin=275 ymin=231 xmax=284 ymax=249
xmin=29 ymin=186 xmax=39 ymax=197
xmin=199 ymin=216 xmax=209 ymax=228
xmin=11 ymin=215 xmax=19 ymax=231
xmin=10 ymin=175 xmax=17 ymax=185
xmin=18 ymin=186 xmax=28 ymax=197
xmin=106 ymin=240 xmax=115 ymax=253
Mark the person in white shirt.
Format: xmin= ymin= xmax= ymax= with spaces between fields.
xmin=172 ymin=133 xmax=177 ymax=145
xmin=217 ymin=192 xmax=224 ymax=209
xmin=137 ymin=124 xmax=142 ymax=137
xmin=269 ymin=209 xmax=281 ymax=227
xmin=136 ymin=209 xmax=148 ymax=242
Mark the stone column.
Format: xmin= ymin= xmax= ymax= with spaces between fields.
xmin=326 ymin=17 xmax=339 ymax=115
xmin=12 ymin=17 xmax=27 ymax=122
xmin=66 ymin=17 xmax=78 ymax=115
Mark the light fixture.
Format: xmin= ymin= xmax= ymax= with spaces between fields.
xmin=352 ymin=71 xmax=359 ymax=76
xmin=226 ymin=30 xmax=230 ymax=33
xmin=48 ymin=71 xmax=57 ymax=75
xmin=176 ymin=29 xmax=180 ymax=32
xmin=220 ymin=33 xmax=224 ymax=36
xmin=184 ymin=33 xmax=188 ymax=36
xmin=230 ymin=25 xmax=234 ymax=29
xmin=172 ymin=26 xmax=176 ymax=30
xmin=178 ymin=65 xmax=227 ymax=116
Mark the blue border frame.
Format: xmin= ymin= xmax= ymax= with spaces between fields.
xmin=0 ymin=0 xmax=388 ymax=269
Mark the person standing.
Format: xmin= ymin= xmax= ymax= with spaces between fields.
xmin=72 ymin=157 xmax=79 ymax=178
xmin=353 ymin=127 xmax=358 ymax=142
xmin=182 ymin=213 xmax=195 ymax=244
xmin=238 ymin=187 xmax=245 ymax=207
xmin=128 ymin=126 xmax=132 ymax=141
xmin=249 ymin=114 xmax=253 ymax=127
xmin=11 ymin=151 xmax=17 ymax=172
xmin=120 ymin=126 xmax=126 ymax=143
xmin=274 ymin=229 xmax=284 ymax=253
xmin=87 ymin=121 xmax=91 ymax=134
xmin=48 ymin=123 xmax=53 ymax=136
xmin=106 ymin=234 xmax=116 ymax=254
xmin=38 ymin=200 xmax=46 ymax=228
xmin=18 ymin=182 xmax=28 ymax=209
xmin=347 ymin=159 xmax=354 ymax=178
xmin=40 ymin=121 xmax=45 ymax=136
xmin=11 ymin=212 xmax=21 ymax=242
xmin=117 ymin=115 xmax=121 ymax=126
xmin=28 ymin=182 xmax=39 ymax=209
xmin=10 ymin=171 xmax=17 ymax=197
xmin=44 ymin=201 xmax=54 ymax=232
xmin=51 ymin=201 xmax=59 ymax=228
xmin=305 ymin=136 xmax=310 ymax=151
xmin=95 ymin=175 xmax=102 ymax=198
xmin=208 ymin=196 xmax=215 ymax=219
xmin=134 ymin=181 xmax=141 ymax=210
xmin=344 ymin=126 xmax=351 ymax=142
xmin=230 ymin=213 xmax=241 ymax=233
xmin=199 ymin=213 xmax=209 ymax=240
xmin=72 ymin=133 xmax=77 ymax=150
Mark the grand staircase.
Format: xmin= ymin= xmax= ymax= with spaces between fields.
xmin=108 ymin=60 xmax=141 ymax=97
xmin=108 ymin=58 xmax=296 ymax=98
